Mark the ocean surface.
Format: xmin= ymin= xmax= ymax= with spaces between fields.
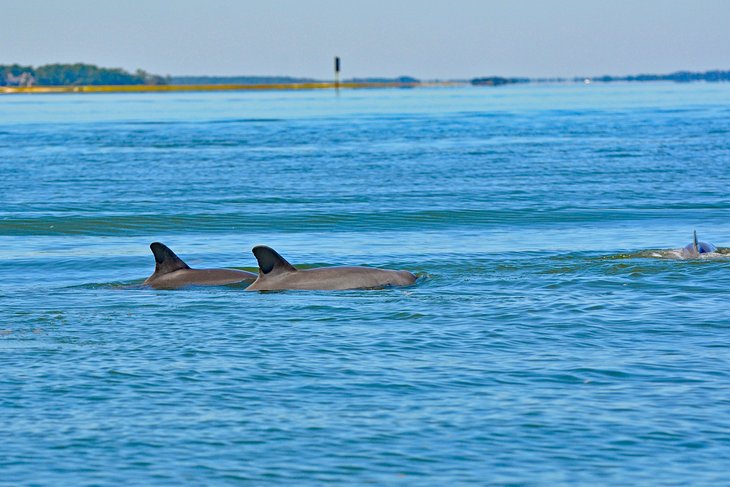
xmin=2 ymin=83 xmax=730 ymax=485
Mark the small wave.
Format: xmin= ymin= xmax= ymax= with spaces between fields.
xmin=0 ymin=209 xmax=702 ymax=236
xmin=208 ymin=118 xmax=283 ymax=124
xmin=608 ymin=248 xmax=730 ymax=260
xmin=72 ymin=280 xmax=257 ymax=291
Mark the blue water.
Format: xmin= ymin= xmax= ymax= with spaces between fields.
xmin=2 ymin=83 xmax=730 ymax=485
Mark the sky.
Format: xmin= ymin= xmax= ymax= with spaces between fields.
xmin=1 ymin=0 xmax=728 ymax=79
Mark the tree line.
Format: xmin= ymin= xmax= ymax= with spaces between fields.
xmin=1 ymin=63 xmax=169 ymax=86
xmin=578 ymin=70 xmax=730 ymax=83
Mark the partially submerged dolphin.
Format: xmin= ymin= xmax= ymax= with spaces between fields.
xmin=143 ymin=242 xmax=257 ymax=289
xmin=680 ymin=231 xmax=717 ymax=258
xmin=246 ymin=245 xmax=417 ymax=291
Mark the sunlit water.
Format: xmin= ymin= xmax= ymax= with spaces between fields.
xmin=2 ymin=83 xmax=730 ymax=485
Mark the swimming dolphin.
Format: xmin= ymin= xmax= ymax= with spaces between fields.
xmin=680 ymin=231 xmax=717 ymax=258
xmin=143 ymin=242 xmax=257 ymax=289
xmin=245 ymin=245 xmax=417 ymax=291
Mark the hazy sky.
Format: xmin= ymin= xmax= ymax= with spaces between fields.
xmin=2 ymin=0 xmax=728 ymax=79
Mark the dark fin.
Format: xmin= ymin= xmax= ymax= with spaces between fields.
xmin=252 ymin=245 xmax=297 ymax=275
xmin=150 ymin=242 xmax=190 ymax=275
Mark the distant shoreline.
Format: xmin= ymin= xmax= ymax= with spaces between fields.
xmin=1 ymin=81 xmax=463 ymax=95
xmin=3 ymin=63 xmax=730 ymax=94
xmin=3 ymin=78 xmax=729 ymax=95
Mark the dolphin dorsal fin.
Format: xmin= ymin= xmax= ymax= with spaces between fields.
xmin=150 ymin=242 xmax=190 ymax=275
xmin=252 ymin=245 xmax=297 ymax=275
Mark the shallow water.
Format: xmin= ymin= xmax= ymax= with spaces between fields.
xmin=2 ymin=83 xmax=730 ymax=485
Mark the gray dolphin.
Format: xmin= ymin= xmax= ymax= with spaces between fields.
xmin=143 ymin=242 xmax=257 ymax=289
xmin=245 ymin=245 xmax=417 ymax=291
xmin=680 ymin=231 xmax=717 ymax=258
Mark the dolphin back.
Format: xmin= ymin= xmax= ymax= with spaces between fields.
xmin=681 ymin=232 xmax=718 ymax=257
xmin=698 ymin=241 xmax=717 ymax=253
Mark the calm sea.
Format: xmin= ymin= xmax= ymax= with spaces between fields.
xmin=1 ymin=83 xmax=730 ymax=485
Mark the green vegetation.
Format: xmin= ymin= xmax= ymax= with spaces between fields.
xmin=470 ymin=70 xmax=730 ymax=86
xmin=471 ymin=76 xmax=529 ymax=86
xmin=0 ymin=63 xmax=169 ymax=86
xmin=578 ymin=70 xmax=730 ymax=83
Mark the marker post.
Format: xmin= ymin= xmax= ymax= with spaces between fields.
xmin=334 ymin=56 xmax=340 ymax=89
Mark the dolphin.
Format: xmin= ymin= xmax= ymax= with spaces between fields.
xmin=143 ymin=242 xmax=257 ymax=289
xmin=680 ymin=231 xmax=717 ymax=258
xmin=245 ymin=245 xmax=417 ymax=291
